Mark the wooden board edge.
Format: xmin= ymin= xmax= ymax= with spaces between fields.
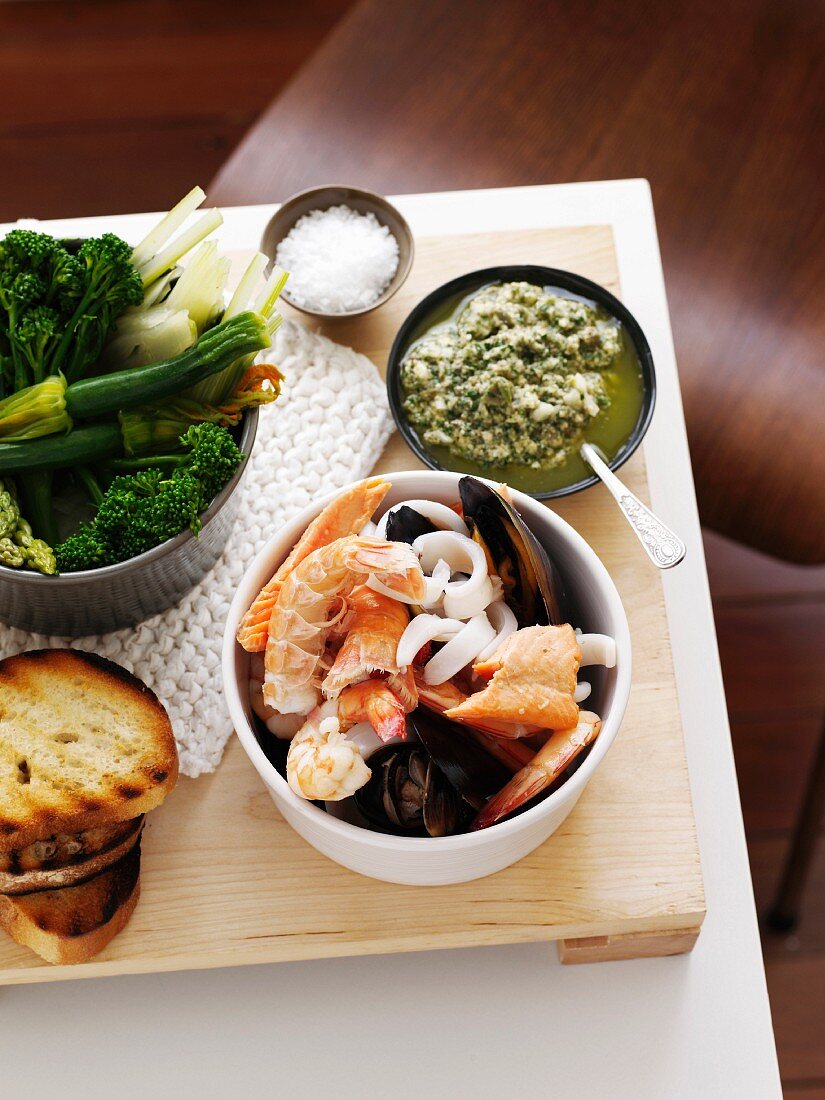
xmin=0 ymin=906 xmax=708 ymax=986
xmin=557 ymin=926 xmax=702 ymax=964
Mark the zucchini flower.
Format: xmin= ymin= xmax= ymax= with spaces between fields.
xmin=119 ymin=362 xmax=283 ymax=456
xmin=0 ymin=373 xmax=71 ymax=441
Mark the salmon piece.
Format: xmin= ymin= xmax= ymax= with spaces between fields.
xmin=445 ymin=625 xmax=581 ymax=730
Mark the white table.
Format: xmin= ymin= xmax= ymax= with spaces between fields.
xmin=0 ymin=182 xmax=780 ymax=1099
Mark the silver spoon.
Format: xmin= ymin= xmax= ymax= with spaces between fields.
xmin=580 ymin=442 xmax=686 ymax=569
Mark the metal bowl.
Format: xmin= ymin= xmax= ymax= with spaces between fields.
xmin=260 ymin=184 xmax=414 ymax=321
xmin=0 ymin=409 xmax=258 ymax=637
xmin=386 ymin=265 xmax=656 ymax=500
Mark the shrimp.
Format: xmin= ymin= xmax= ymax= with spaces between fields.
xmin=237 ymin=477 xmax=391 ymax=652
xmin=248 ymin=654 xmax=304 ymax=739
xmin=471 ymin=711 xmax=602 ymax=830
xmin=338 ymin=679 xmax=409 ymax=743
xmin=323 ymin=585 xmax=416 ymax=709
xmin=264 ymin=535 xmax=425 ymax=715
xmin=445 ymin=625 xmax=581 ymax=732
xmin=286 ymin=703 xmax=371 ymax=801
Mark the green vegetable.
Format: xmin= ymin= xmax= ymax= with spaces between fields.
xmin=55 ymin=423 xmax=242 ymax=571
xmin=119 ymin=362 xmax=283 ymax=456
xmin=0 ymin=422 xmax=122 ymax=473
xmin=64 ymin=311 xmax=270 ymax=421
xmin=188 ymin=265 xmax=287 ymax=406
xmin=19 ymin=469 xmax=58 ymax=547
xmin=0 ymin=537 xmax=25 ymax=568
xmin=101 ymin=306 xmax=197 ymax=371
xmin=0 ymin=477 xmax=56 ymax=575
xmin=51 ymin=235 xmax=144 ymax=383
xmin=0 ymin=476 xmax=20 ymax=538
xmin=0 ymin=229 xmax=142 ymax=392
xmin=131 ymin=188 xmax=223 ymax=290
xmin=0 ymin=374 xmax=71 ymax=440
xmin=74 ymin=466 xmax=105 ymax=508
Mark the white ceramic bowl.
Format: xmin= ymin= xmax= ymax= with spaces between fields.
xmin=223 ymin=470 xmax=631 ymax=886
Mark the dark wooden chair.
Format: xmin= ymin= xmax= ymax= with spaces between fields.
xmin=209 ymin=0 xmax=825 ymax=922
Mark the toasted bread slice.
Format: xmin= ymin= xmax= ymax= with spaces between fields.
xmin=0 ymin=841 xmax=141 ymax=965
xmin=0 ymin=649 xmax=177 ymax=850
xmin=0 ymin=816 xmax=143 ymax=895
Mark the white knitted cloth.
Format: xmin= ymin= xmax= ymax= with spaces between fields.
xmin=0 ymin=321 xmax=394 ymax=776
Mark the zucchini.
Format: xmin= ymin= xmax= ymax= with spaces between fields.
xmin=65 ymin=311 xmax=270 ymax=421
xmin=0 ymin=423 xmax=122 ymax=473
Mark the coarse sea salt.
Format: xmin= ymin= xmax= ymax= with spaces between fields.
xmin=275 ymin=204 xmax=400 ymax=314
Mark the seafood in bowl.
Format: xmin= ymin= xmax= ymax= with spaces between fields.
xmin=235 ymin=474 xmax=619 ymax=839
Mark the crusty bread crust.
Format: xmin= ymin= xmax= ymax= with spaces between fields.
xmin=0 ymin=650 xmax=178 ymax=850
xmin=0 ymin=841 xmax=141 ymax=965
xmin=0 ymin=816 xmax=143 ymax=895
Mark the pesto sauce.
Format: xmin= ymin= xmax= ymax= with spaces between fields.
xmin=400 ymin=281 xmax=645 ymax=493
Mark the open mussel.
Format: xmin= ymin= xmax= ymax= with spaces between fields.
xmin=458 ymin=475 xmax=566 ymax=626
xmin=354 ymin=743 xmax=471 ymax=837
xmin=408 ymin=709 xmax=513 ymax=811
xmin=385 ymin=505 xmax=438 ymax=545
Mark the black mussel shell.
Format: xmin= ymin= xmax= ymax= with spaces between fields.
xmin=458 ymin=475 xmax=565 ymax=626
xmin=422 ymin=760 xmax=465 ymax=838
xmin=354 ymin=743 xmax=471 ymax=837
xmin=409 ymin=709 xmax=513 ymax=811
xmin=385 ymin=505 xmax=439 ymax=545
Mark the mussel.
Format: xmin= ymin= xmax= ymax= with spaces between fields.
xmin=458 ymin=475 xmax=566 ymax=626
xmin=385 ymin=505 xmax=439 ymax=545
xmin=354 ymin=743 xmax=471 ymax=837
xmin=408 ymin=709 xmax=513 ymax=811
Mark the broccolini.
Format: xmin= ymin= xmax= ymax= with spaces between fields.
xmin=55 ymin=423 xmax=242 ymax=572
xmin=0 ymin=229 xmax=143 ymax=397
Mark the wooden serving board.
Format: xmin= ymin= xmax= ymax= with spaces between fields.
xmin=0 ymin=225 xmax=705 ymax=985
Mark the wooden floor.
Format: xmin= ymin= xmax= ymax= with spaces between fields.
xmin=0 ymin=0 xmax=352 ymax=221
xmin=1 ymin=1 xmax=823 ymax=1089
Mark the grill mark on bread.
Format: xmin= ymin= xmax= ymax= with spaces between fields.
xmin=0 ymin=842 xmax=142 ymax=962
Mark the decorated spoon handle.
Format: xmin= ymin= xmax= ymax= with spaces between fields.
xmin=580 ymin=443 xmax=686 ymax=570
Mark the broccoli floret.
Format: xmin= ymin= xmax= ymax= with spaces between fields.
xmin=0 ymin=229 xmax=61 ymax=274
xmin=13 ymin=306 xmax=60 ymax=385
xmin=55 ymin=424 xmax=242 ymax=571
xmin=0 ymin=272 xmax=48 ymax=391
xmin=0 ymin=231 xmax=82 ymax=317
xmin=178 ymin=422 xmax=243 ymax=508
xmin=52 ymin=234 xmax=144 ymax=383
xmin=54 ymin=523 xmax=114 ymax=572
xmin=0 ymin=228 xmax=143 ymax=391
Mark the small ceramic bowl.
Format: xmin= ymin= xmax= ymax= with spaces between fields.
xmin=224 ymin=469 xmax=632 ymax=886
xmin=259 ymin=184 xmax=414 ymax=321
xmin=386 ymin=265 xmax=656 ymax=500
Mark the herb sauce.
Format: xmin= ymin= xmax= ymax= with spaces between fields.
xmin=400 ymin=282 xmax=645 ymax=493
